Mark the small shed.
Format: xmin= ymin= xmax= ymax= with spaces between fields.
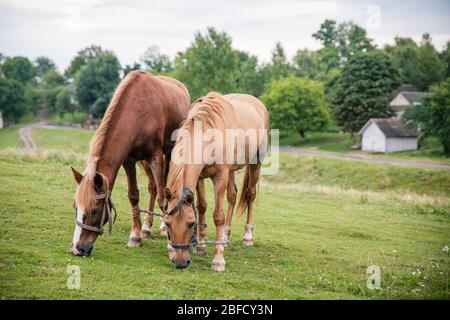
xmin=359 ymin=118 xmax=418 ymax=153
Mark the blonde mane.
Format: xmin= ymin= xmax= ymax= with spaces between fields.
xmin=75 ymin=71 xmax=143 ymax=210
xmin=166 ymin=92 xmax=230 ymax=193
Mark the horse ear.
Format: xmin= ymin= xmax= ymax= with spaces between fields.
xmin=94 ymin=173 xmax=104 ymax=191
xmin=71 ymin=166 xmax=83 ymax=185
xmin=164 ymin=187 xmax=173 ymax=201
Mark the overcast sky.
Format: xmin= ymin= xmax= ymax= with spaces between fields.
xmin=1 ymin=0 xmax=449 ymax=71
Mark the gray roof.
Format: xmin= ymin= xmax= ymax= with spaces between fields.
xmin=359 ymin=118 xmax=418 ymax=138
xmin=401 ymin=91 xmax=426 ymax=104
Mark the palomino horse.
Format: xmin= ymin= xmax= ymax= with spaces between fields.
xmin=70 ymin=71 xmax=190 ymax=256
xmin=163 ymin=92 xmax=269 ymax=271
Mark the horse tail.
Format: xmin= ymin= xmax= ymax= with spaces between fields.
xmin=237 ymin=166 xmax=251 ymax=217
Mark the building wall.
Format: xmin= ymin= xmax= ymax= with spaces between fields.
xmin=389 ymin=93 xmax=410 ymax=108
xmin=361 ymin=122 xmax=386 ymax=152
xmin=385 ymin=137 xmax=418 ymax=153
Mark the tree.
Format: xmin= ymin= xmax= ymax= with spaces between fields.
xmin=65 ymin=45 xmax=113 ymax=78
xmin=404 ymin=78 xmax=450 ymax=155
xmin=386 ymin=35 xmax=445 ymax=90
xmin=441 ymin=41 xmax=450 ymax=78
xmin=123 ymin=63 xmax=142 ymax=77
xmin=337 ymin=23 xmax=375 ymax=62
xmin=235 ymin=51 xmax=267 ymax=97
xmin=313 ymin=19 xmax=338 ymax=48
xmin=385 ymin=37 xmax=421 ymax=86
xmin=261 ymin=77 xmax=331 ymax=138
xmin=1 ymin=56 xmax=35 ymax=83
xmin=0 ymin=77 xmax=26 ymax=123
xmin=75 ymin=53 xmax=121 ymax=118
xmin=415 ymin=34 xmax=445 ymax=90
xmin=174 ymin=27 xmax=239 ymax=100
xmin=55 ymin=87 xmax=75 ymax=116
xmin=264 ymin=42 xmax=293 ymax=81
xmin=313 ymin=20 xmax=375 ymax=65
xmin=331 ymin=51 xmax=400 ymax=134
xmin=35 ymin=56 xmax=56 ymax=78
xmin=140 ymin=45 xmax=173 ymax=73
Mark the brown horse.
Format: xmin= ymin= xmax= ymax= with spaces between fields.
xmin=70 ymin=71 xmax=190 ymax=256
xmin=163 ymin=92 xmax=269 ymax=271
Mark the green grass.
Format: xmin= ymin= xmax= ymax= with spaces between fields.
xmin=266 ymin=153 xmax=450 ymax=197
xmin=0 ymin=125 xmax=22 ymax=149
xmin=0 ymin=153 xmax=449 ymax=299
xmin=280 ymin=131 xmax=350 ymax=148
xmin=33 ymin=128 xmax=94 ymax=154
xmin=281 ymin=131 xmax=450 ymax=165
xmin=0 ymin=127 xmax=449 ymax=299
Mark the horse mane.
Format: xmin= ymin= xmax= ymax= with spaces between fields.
xmin=166 ymin=92 xmax=230 ymax=193
xmin=75 ymin=71 xmax=144 ymax=210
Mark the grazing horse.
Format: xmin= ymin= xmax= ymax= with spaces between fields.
xmin=70 ymin=71 xmax=190 ymax=256
xmin=163 ymin=92 xmax=269 ymax=271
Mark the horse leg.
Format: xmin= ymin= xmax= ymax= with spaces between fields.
xmin=193 ymin=179 xmax=207 ymax=255
xmin=243 ymin=164 xmax=261 ymax=247
xmin=123 ymin=159 xmax=142 ymax=248
xmin=140 ymin=161 xmax=156 ymax=239
xmin=211 ymin=168 xmax=229 ymax=272
xmin=224 ymin=171 xmax=237 ymax=245
xmin=149 ymin=149 xmax=167 ymax=236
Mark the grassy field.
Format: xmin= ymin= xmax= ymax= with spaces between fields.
xmin=283 ymin=131 xmax=450 ymax=165
xmin=0 ymin=127 xmax=449 ymax=299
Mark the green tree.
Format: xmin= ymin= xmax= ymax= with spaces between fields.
xmin=140 ymin=45 xmax=173 ymax=73
xmin=235 ymin=51 xmax=267 ymax=97
xmin=75 ymin=53 xmax=121 ymax=118
xmin=55 ymin=87 xmax=75 ymax=117
xmin=264 ymin=42 xmax=293 ymax=81
xmin=415 ymin=34 xmax=445 ymax=90
xmin=174 ymin=27 xmax=239 ymax=100
xmin=35 ymin=56 xmax=56 ymax=78
xmin=404 ymin=78 xmax=450 ymax=155
xmin=123 ymin=63 xmax=142 ymax=77
xmin=313 ymin=19 xmax=337 ymax=47
xmin=261 ymin=76 xmax=330 ymax=138
xmin=1 ymin=56 xmax=35 ymax=83
xmin=0 ymin=77 xmax=26 ymax=123
xmin=65 ymin=45 xmax=113 ymax=79
xmin=441 ymin=41 xmax=450 ymax=78
xmin=331 ymin=51 xmax=400 ymax=134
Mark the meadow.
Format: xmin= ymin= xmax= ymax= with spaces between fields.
xmin=0 ymin=126 xmax=449 ymax=299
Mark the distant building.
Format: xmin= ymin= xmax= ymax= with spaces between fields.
xmin=0 ymin=111 xmax=3 ymax=129
xmin=359 ymin=118 xmax=418 ymax=153
xmin=389 ymin=85 xmax=426 ymax=118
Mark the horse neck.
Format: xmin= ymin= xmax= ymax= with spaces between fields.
xmin=94 ymin=115 xmax=139 ymax=190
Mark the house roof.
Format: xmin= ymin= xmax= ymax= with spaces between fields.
xmin=359 ymin=118 xmax=418 ymax=138
xmin=401 ymin=91 xmax=425 ymax=104
xmin=393 ymin=84 xmax=418 ymax=96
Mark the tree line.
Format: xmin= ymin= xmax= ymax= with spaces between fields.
xmin=1 ymin=19 xmax=449 ymax=153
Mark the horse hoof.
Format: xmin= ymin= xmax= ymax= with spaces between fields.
xmin=193 ymin=245 xmax=206 ymax=255
xmin=141 ymin=229 xmax=152 ymax=239
xmin=127 ymin=237 xmax=142 ymax=248
xmin=243 ymin=240 xmax=254 ymax=247
xmin=211 ymin=262 xmax=225 ymax=272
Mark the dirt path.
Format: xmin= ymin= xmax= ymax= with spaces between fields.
xmin=18 ymin=125 xmax=37 ymax=151
xmin=280 ymin=147 xmax=450 ymax=170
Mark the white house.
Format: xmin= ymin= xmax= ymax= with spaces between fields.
xmin=389 ymin=90 xmax=425 ymax=118
xmin=359 ymin=118 xmax=418 ymax=153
